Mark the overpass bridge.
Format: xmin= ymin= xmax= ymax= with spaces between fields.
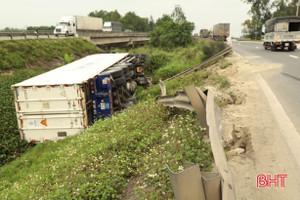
xmin=0 ymin=30 xmax=150 ymax=47
xmin=77 ymin=30 xmax=150 ymax=47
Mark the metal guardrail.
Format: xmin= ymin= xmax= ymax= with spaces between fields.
xmin=0 ymin=31 xmax=56 ymax=39
xmin=157 ymin=85 xmax=235 ymax=200
xmin=164 ymin=47 xmax=232 ymax=82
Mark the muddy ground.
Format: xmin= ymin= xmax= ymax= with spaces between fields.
xmin=214 ymin=53 xmax=300 ymax=200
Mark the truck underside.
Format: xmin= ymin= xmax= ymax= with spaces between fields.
xmin=263 ymin=41 xmax=297 ymax=51
xmin=12 ymin=54 xmax=150 ymax=142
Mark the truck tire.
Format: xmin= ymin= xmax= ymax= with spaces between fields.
xmin=288 ymin=45 xmax=295 ymax=51
xmin=124 ymin=73 xmax=131 ymax=81
xmin=114 ymin=76 xmax=126 ymax=86
xmin=271 ymin=43 xmax=277 ymax=51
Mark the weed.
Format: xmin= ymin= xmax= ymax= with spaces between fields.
xmin=220 ymin=62 xmax=233 ymax=69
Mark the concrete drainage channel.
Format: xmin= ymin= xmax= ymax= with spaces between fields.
xmin=156 ymin=47 xmax=235 ymax=200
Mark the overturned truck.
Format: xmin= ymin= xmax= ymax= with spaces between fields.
xmin=263 ymin=16 xmax=300 ymax=51
xmin=12 ymin=53 xmax=150 ymax=143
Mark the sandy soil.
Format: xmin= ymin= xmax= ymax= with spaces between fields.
xmin=216 ymin=53 xmax=300 ymax=200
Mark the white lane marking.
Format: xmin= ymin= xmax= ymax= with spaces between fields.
xmin=289 ymin=55 xmax=299 ymax=59
xmin=256 ymin=47 xmax=259 ymax=49
xmin=233 ymin=51 xmax=242 ymax=57
xmin=256 ymin=74 xmax=300 ymax=168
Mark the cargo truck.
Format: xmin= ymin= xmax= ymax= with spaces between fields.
xmin=54 ymin=16 xmax=103 ymax=36
xmin=200 ymin=29 xmax=209 ymax=38
xmin=12 ymin=53 xmax=149 ymax=143
xmin=263 ymin=16 xmax=300 ymax=51
xmin=212 ymin=23 xmax=230 ymax=41
xmin=103 ymin=22 xmax=122 ymax=32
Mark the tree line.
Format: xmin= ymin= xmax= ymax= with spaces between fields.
xmin=241 ymin=0 xmax=300 ymax=39
xmin=88 ymin=10 xmax=155 ymax=32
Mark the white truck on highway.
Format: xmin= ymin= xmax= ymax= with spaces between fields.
xmin=103 ymin=22 xmax=122 ymax=32
xmin=263 ymin=16 xmax=300 ymax=51
xmin=54 ymin=16 xmax=103 ymax=36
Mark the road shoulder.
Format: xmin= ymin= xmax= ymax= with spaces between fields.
xmin=219 ymin=54 xmax=300 ymax=200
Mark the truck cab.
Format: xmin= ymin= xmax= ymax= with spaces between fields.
xmin=54 ymin=16 xmax=76 ymax=36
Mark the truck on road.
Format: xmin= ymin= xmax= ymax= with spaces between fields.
xmin=12 ymin=53 xmax=149 ymax=143
xmin=212 ymin=23 xmax=230 ymax=41
xmin=103 ymin=22 xmax=122 ymax=32
xmin=263 ymin=16 xmax=300 ymax=51
xmin=200 ymin=29 xmax=209 ymax=38
xmin=54 ymin=16 xmax=103 ymax=36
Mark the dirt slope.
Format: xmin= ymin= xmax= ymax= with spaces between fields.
xmin=218 ymin=54 xmax=300 ymax=200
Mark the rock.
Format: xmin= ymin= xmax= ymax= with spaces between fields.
xmin=226 ymin=148 xmax=245 ymax=157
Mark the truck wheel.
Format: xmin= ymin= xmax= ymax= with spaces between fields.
xmin=65 ymin=31 xmax=69 ymax=37
xmin=114 ymin=76 xmax=126 ymax=86
xmin=288 ymin=45 xmax=295 ymax=51
xmin=271 ymin=43 xmax=277 ymax=51
xmin=124 ymin=73 xmax=131 ymax=81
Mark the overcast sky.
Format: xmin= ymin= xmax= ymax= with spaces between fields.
xmin=1 ymin=0 xmax=251 ymax=37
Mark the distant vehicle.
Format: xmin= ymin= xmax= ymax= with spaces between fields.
xmin=200 ymin=29 xmax=209 ymax=38
xmin=263 ymin=16 xmax=300 ymax=51
xmin=54 ymin=16 xmax=103 ymax=36
xmin=103 ymin=22 xmax=122 ymax=32
xmin=212 ymin=23 xmax=230 ymax=41
xmin=124 ymin=29 xmax=132 ymax=33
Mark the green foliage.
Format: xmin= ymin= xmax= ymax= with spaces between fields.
xmin=131 ymin=39 xmax=226 ymax=83
xmin=220 ymin=62 xmax=233 ymax=69
xmin=272 ymin=0 xmax=298 ymax=17
xmin=89 ymin=10 xmax=121 ymax=22
xmin=89 ymin=9 xmax=154 ymax=32
xmin=0 ymin=38 xmax=99 ymax=70
xmin=0 ymin=100 xmax=213 ymax=199
xmin=121 ymin=12 xmax=150 ymax=32
xmin=59 ymin=53 xmax=76 ymax=64
xmin=149 ymin=14 xmax=194 ymax=49
xmin=0 ymin=27 xmax=23 ymax=32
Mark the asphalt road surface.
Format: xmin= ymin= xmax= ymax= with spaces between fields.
xmin=232 ymin=40 xmax=300 ymax=134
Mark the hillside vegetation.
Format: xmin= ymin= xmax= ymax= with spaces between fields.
xmin=0 ymin=38 xmax=99 ymax=70
xmin=0 ymin=39 xmax=230 ymax=199
xmin=0 ymin=38 xmax=100 ymax=167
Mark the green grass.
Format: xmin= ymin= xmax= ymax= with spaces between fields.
xmin=0 ymin=38 xmax=99 ymax=70
xmin=0 ymin=101 xmax=213 ymax=199
xmin=130 ymin=39 xmax=226 ymax=83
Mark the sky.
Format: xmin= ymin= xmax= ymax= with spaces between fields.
xmin=0 ymin=0 xmax=251 ymax=37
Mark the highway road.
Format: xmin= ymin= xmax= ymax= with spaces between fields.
xmin=232 ymin=41 xmax=300 ymax=134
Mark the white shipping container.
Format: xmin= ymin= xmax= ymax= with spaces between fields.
xmin=75 ymin=16 xmax=103 ymax=31
xmin=12 ymin=53 xmax=128 ymax=142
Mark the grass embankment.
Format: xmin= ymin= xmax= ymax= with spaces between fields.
xmin=0 ymin=38 xmax=99 ymax=70
xmin=0 ymin=39 xmax=230 ymax=199
xmin=0 ymin=38 xmax=100 ymax=167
